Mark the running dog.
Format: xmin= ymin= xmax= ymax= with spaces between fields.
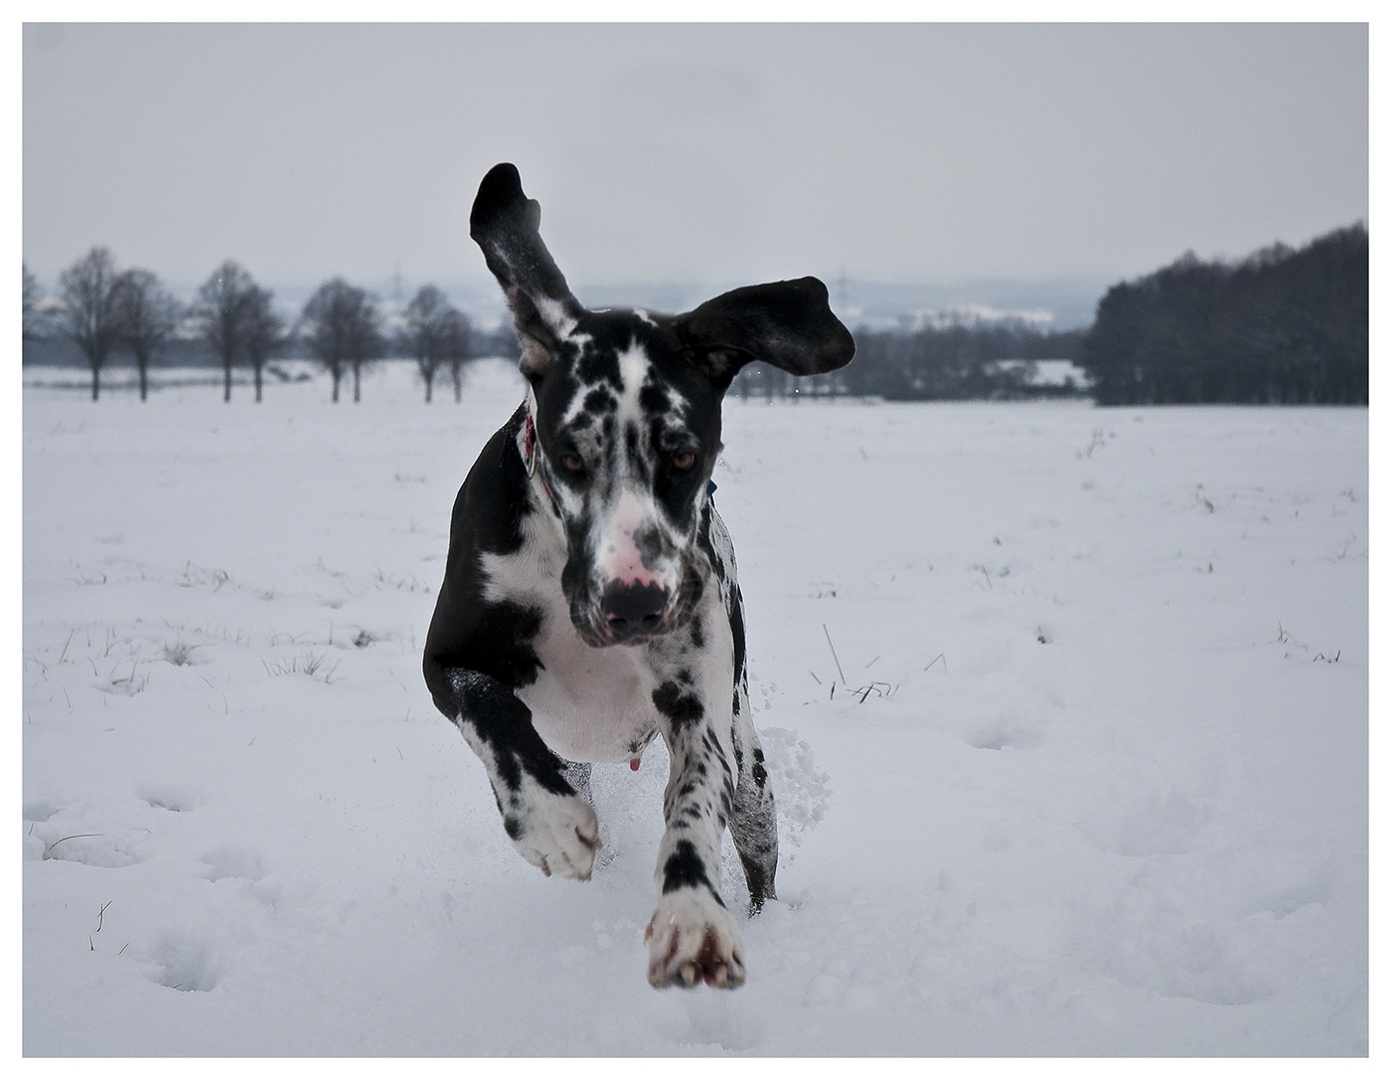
xmin=423 ymin=163 xmax=854 ymax=988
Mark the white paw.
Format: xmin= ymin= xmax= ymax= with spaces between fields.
xmin=514 ymin=794 xmax=601 ymax=881
xmin=644 ymin=890 xmax=746 ymax=989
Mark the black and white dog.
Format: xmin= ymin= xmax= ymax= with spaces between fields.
xmin=423 ymin=164 xmax=854 ymax=989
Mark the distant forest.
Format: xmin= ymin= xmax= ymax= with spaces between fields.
xmin=1082 ymin=224 xmax=1367 ymax=405
xmin=741 ymin=222 xmax=1366 ymax=405
xmin=732 ymin=320 xmax=1087 ymax=402
xmin=23 ymin=223 xmax=1366 ymax=406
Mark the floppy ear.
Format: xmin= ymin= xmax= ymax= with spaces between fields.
xmin=674 ymin=277 xmax=856 ymax=389
xmin=470 ymin=163 xmax=582 ymax=377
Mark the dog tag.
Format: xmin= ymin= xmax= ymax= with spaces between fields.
xmin=630 ymin=756 xmax=641 ymax=772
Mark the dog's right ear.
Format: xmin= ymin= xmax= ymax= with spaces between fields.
xmin=674 ymin=277 xmax=856 ymax=391
xmin=470 ymin=164 xmax=582 ymax=378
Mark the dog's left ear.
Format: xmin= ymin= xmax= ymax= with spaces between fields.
xmin=674 ymin=277 xmax=855 ymax=390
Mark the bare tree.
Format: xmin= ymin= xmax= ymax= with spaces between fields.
xmin=58 ymin=247 xmax=122 ymax=401
xmin=23 ymin=263 xmax=43 ymax=365
xmin=193 ymin=260 xmax=256 ymax=402
xmin=347 ymin=292 xmax=385 ymax=403
xmin=401 ymin=284 xmax=456 ymax=403
xmin=112 ymin=268 xmax=181 ymax=401
xmin=301 ymin=278 xmax=383 ymax=403
xmin=440 ymin=308 xmax=473 ymax=403
xmin=23 ymin=263 xmax=40 ymax=337
xmin=241 ymin=285 xmax=284 ymax=403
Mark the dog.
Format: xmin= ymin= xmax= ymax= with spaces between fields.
xmin=423 ymin=163 xmax=854 ymax=989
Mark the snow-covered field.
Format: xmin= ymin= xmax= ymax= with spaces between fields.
xmin=22 ymin=360 xmax=1368 ymax=1056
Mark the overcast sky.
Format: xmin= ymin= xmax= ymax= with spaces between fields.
xmin=23 ymin=22 xmax=1368 ymax=313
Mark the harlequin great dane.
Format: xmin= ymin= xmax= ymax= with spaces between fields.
xmin=423 ymin=163 xmax=854 ymax=989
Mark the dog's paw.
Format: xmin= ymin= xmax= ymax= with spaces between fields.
xmin=644 ymin=890 xmax=746 ymax=989
xmin=512 ymin=793 xmax=601 ymax=881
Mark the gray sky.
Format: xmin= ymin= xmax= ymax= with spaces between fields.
xmin=23 ymin=22 xmax=1368 ymax=317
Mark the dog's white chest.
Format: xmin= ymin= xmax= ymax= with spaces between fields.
xmin=520 ymin=615 xmax=657 ymax=765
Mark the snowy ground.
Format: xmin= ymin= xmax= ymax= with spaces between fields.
xmin=22 ymin=360 xmax=1367 ymax=1056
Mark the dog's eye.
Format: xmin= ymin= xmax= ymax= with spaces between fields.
xmin=559 ymin=453 xmax=586 ymax=475
xmin=671 ymin=451 xmax=697 ymax=471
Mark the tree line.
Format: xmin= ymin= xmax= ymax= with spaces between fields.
xmin=22 ymin=248 xmax=490 ymax=404
xmin=25 ymin=222 xmax=1368 ymax=407
xmin=1079 ymin=224 xmax=1367 ymax=405
xmin=729 ymin=222 xmax=1367 ymax=405
xmin=741 ymin=318 xmax=1088 ymax=402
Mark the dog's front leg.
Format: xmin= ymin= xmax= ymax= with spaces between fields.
xmin=645 ymin=676 xmax=746 ymax=989
xmin=442 ymin=666 xmax=601 ymax=880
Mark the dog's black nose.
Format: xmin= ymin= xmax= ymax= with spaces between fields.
xmin=600 ymin=582 xmax=668 ymax=642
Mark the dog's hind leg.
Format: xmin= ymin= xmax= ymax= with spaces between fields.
xmin=728 ymin=680 xmax=778 ymax=913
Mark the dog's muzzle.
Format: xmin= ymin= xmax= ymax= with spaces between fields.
xmin=566 ymin=550 xmax=708 ymax=649
xmin=599 ymin=581 xmax=669 ymax=644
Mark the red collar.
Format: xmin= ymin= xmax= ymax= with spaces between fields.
xmin=522 ymin=407 xmax=539 ymax=476
xmin=522 ymin=406 xmax=558 ymax=510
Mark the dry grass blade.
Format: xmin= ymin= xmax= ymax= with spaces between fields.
xmin=822 ymin=624 xmax=847 ymax=684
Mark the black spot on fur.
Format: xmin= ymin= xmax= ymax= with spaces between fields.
xmin=752 ymin=746 xmax=768 ymax=789
xmin=689 ymin=611 xmax=705 ymax=650
xmin=652 ymin=680 xmax=703 ymax=732
xmin=661 ymin=839 xmax=723 ymax=904
xmin=576 ymin=344 xmax=622 ymax=388
xmin=584 ymin=387 xmax=617 ymax=414
xmin=471 ymin=601 xmax=544 ymax=688
xmin=640 ymin=383 xmax=671 ymax=414
xmin=729 ymin=586 xmax=746 ymax=688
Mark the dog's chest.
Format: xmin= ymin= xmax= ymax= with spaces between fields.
xmin=480 ymin=542 xmax=658 ymax=765
xmin=522 ymin=615 xmax=658 ymax=765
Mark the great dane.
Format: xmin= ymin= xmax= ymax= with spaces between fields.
xmin=423 ymin=163 xmax=854 ymax=988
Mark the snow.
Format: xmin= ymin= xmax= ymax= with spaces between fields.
xmin=22 ymin=360 xmax=1368 ymax=1057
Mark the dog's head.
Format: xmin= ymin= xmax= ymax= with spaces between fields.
xmin=471 ymin=163 xmax=854 ymax=648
